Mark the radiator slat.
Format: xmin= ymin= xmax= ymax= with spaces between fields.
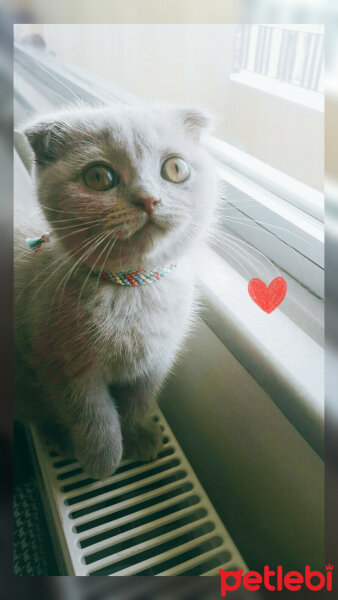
xmin=83 ymin=508 xmax=210 ymax=564
xmin=86 ymin=519 xmax=215 ymax=573
xmin=60 ymin=447 xmax=176 ymax=492
xmin=70 ymin=480 xmax=194 ymax=530
xmin=62 ymin=450 xmax=176 ymax=495
xmin=61 ymin=456 xmax=179 ymax=509
xmin=80 ymin=503 xmax=207 ymax=555
xmin=67 ymin=468 xmax=189 ymax=519
xmin=27 ymin=410 xmax=247 ymax=576
xmin=77 ymin=489 xmax=200 ymax=544
xmin=158 ymin=545 xmax=232 ymax=576
xmin=89 ymin=531 xmax=221 ymax=576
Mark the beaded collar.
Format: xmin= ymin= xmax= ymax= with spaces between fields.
xmin=26 ymin=234 xmax=177 ymax=286
xmin=99 ymin=264 xmax=177 ymax=286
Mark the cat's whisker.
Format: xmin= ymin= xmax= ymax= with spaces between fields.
xmin=49 ymin=208 xmax=146 ymax=229
xmin=95 ymin=234 xmax=119 ymax=290
xmin=38 ymin=204 xmax=86 ymax=215
xmin=22 ymin=224 xmax=111 ymax=293
xmin=211 ymin=239 xmax=251 ymax=279
xmin=58 ymin=233 xmax=112 ymax=307
xmin=45 ymin=215 xmax=97 ymax=223
xmin=53 ymin=231 xmax=111 ymax=308
xmin=48 ymin=212 xmax=130 ymax=225
xmin=76 ymin=231 xmax=118 ymax=321
xmin=215 ymin=213 xmax=305 ymax=273
xmin=38 ymin=203 xmax=112 ymax=218
xmin=51 ymin=212 xmax=148 ymax=234
xmin=212 ymin=230 xmax=279 ymax=277
xmin=218 ymin=212 xmax=314 ymax=247
xmin=50 ymin=216 xmax=114 ymax=232
xmin=32 ymin=231 xmax=107 ymax=308
xmin=17 ymin=228 xmax=105 ymax=305
xmin=212 ymin=237 xmax=258 ymax=276
xmin=54 ymin=223 xmax=110 ymax=244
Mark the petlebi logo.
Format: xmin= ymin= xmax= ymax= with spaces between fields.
xmin=219 ymin=564 xmax=334 ymax=596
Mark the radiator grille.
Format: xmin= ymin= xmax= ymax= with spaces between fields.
xmin=28 ymin=410 xmax=246 ymax=576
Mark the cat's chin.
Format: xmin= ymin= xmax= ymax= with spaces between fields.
xmin=120 ymin=219 xmax=165 ymax=241
xmin=109 ymin=218 xmax=192 ymax=270
xmin=95 ymin=225 xmax=164 ymax=271
xmin=115 ymin=220 xmax=165 ymax=254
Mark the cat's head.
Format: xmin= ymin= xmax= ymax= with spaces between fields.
xmin=24 ymin=103 xmax=218 ymax=270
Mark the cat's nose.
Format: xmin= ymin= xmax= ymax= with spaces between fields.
xmin=132 ymin=196 xmax=158 ymax=216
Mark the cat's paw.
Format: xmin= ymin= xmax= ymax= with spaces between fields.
xmin=126 ymin=421 xmax=163 ymax=463
xmin=77 ymin=434 xmax=123 ymax=480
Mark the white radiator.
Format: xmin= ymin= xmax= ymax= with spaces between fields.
xmin=27 ymin=410 xmax=247 ymax=576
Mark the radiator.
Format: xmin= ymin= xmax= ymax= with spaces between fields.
xmin=27 ymin=410 xmax=247 ymax=576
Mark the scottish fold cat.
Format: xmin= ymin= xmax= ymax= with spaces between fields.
xmin=15 ymin=102 xmax=218 ymax=479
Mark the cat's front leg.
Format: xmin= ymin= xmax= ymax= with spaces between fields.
xmin=110 ymin=378 xmax=163 ymax=462
xmin=124 ymin=415 xmax=163 ymax=462
xmin=65 ymin=378 xmax=123 ymax=480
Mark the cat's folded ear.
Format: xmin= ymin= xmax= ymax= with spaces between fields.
xmin=22 ymin=116 xmax=70 ymax=167
xmin=176 ymin=106 xmax=214 ymax=141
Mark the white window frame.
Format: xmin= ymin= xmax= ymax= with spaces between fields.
xmin=206 ymin=135 xmax=324 ymax=300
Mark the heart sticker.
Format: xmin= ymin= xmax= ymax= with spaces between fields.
xmin=248 ymin=277 xmax=287 ymax=313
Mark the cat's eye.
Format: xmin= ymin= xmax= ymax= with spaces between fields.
xmin=83 ymin=164 xmax=119 ymax=191
xmin=161 ymin=157 xmax=190 ymax=183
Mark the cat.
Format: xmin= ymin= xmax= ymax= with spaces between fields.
xmin=14 ymin=102 xmax=218 ymax=479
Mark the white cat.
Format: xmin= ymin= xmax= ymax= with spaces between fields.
xmin=14 ymin=102 xmax=218 ymax=479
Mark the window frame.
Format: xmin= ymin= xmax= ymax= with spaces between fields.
xmin=206 ymin=135 xmax=324 ymax=298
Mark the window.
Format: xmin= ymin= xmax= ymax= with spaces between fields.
xmin=231 ymin=25 xmax=324 ymax=110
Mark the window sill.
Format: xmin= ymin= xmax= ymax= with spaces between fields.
xmin=230 ymin=71 xmax=324 ymax=112
xmin=193 ymin=244 xmax=324 ymax=458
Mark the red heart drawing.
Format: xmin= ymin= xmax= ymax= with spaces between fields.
xmin=248 ymin=277 xmax=287 ymax=313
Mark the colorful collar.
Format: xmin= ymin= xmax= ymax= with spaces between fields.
xmin=26 ymin=235 xmax=177 ymax=286
xmin=99 ymin=264 xmax=177 ymax=286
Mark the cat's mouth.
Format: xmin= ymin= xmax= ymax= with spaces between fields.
xmin=140 ymin=219 xmax=163 ymax=233
xmin=117 ymin=217 xmax=164 ymax=242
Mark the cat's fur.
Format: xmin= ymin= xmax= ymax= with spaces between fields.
xmin=15 ymin=102 xmax=218 ymax=479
